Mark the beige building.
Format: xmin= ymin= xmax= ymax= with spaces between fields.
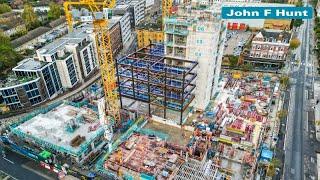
xmin=164 ymin=4 xmax=226 ymax=110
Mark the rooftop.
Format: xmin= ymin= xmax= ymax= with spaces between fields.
xmin=137 ymin=16 xmax=162 ymax=31
xmin=13 ymin=58 xmax=48 ymax=71
xmin=0 ymin=73 xmax=39 ymax=89
xmin=254 ymin=29 xmax=291 ymax=43
xmin=13 ymin=103 xmax=103 ymax=155
xmin=11 ymin=26 xmax=52 ymax=48
xmin=37 ymin=26 xmax=90 ymax=56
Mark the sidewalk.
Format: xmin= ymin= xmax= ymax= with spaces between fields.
xmin=314 ymin=81 xmax=320 ymax=141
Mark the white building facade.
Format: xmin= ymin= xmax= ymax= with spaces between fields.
xmin=164 ymin=5 xmax=226 ymax=110
xmin=36 ymin=27 xmax=98 ymax=90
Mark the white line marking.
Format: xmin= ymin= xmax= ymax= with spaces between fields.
xmin=2 ymin=157 xmax=14 ymax=164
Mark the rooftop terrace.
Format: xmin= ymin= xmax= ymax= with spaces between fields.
xmin=0 ymin=73 xmax=39 ymax=89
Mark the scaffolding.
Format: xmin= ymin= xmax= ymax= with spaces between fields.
xmin=116 ymin=44 xmax=198 ymax=124
xmin=9 ymin=100 xmax=103 ymax=158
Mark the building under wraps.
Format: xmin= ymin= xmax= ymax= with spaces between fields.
xmin=8 ymin=100 xmax=106 ymax=166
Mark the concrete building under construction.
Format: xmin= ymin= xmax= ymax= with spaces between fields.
xmin=7 ymin=100 xmax=105 ymax=167
xmin=164 ymin=4 xmax=226 ymax=111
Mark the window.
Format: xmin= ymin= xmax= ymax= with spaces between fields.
xmin=2 ymin=88 xmax=17 ymax=97
xmin=42 ymin=67 xmax=55 ymax=96
xmin=66 ymin=57 xmax=78 ymax=86
xmin=29 ymin=96 xmax=42 ymax=105
xmin=195 ymin=52 xmax=202 ymax=57
xmin=197 ymin=26 xmax=205 ymax=32
xmin=82 ymin=49 xmax=91 ymax=75
xmin=196 ymin=39 xmax=203 ymax=44
xmin=50 ymin=64 xmax=61 ymax=92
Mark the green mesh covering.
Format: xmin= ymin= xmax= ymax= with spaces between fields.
xmin=39 ymin=150 xmax=51 ymax=159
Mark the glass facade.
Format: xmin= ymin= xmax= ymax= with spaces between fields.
xmin=15 ymin=71 xmax=37 ymax=78
xmin=66 ymin=57 xmax=78 ymax=86
xmin=1 ymin=88 xmax=21 ymax=110
xmin=42 ymin=66 xmax=55 ymax=96
xmin=41 ymin=63 xmax=62 ymax=97
xmin=89 ymin=45 xmax=97 ymax=67
xmin=82 ymin=49 xmax=92 ymax=75
xmin=23 ymin=82 xmax=42 ymax=105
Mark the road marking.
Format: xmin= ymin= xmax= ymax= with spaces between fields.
xmin=2 ymin=157 xmax=14 ymax=164
xmin=0 ymin=170 xmax=18 ymax=180
xmin=21 ymin=164 xmax=55 ymax=180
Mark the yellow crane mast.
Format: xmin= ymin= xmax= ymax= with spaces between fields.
xmin=162 ymin=0 xmax=172 ymax=24
xmin=64 ymin=0 xmax=121 ymax=130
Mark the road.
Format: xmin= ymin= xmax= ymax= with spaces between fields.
xmin=283 ymin=3 xmax=319 ymax=179
xmin=0 ymin=148 xmax=56 ymax=180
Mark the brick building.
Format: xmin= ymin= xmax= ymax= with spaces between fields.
xmin=244 ymin=29 xmax=292 ymax=71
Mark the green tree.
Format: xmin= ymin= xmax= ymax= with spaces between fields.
xmin=280 ymin=75 xmax=290 ymax=89
xmin=293 ymin=19 xmax=303 ymax=27
xmin=22 ymin=4 xmax=40 ymax=30
xmin=266 ymin=158 xmax=281 ymax=177
xmin=277 ymin=110 xmax=288 ymax=119
xmin=0 ymin=3 xmax=11 ymax=14
xmin=48 ymin=2 xmax=61 ymax=20
xmin=241 ymin=63 xmax=254 ymax=71
xmin=228 ymin=55 xmax=239 ymax=67
xmin=0 ymin=31 xmax=22 ymax=74
xmin=289 ymin=38 xmax=301 ymax=49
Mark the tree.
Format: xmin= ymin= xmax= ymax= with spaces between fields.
xmin=228 ymin=55 xmax=239 ymax=67
xmin=0 ymin=3 xmax=11 ymax=14
xmin=241 ymin=63 xmax=254 ymax=71
xmin=22 ymin=4 xmax=40 ymax=30
xmin=266 ymin=158 xmax=281 ymax=177
xmin=293 ymin=19 xmax=303 ymax=27
xmin=48 ymin=2 xmax=61 ymax=20
xmin=289 ymin=38 xmax=301 ymax=49
xmin=280 ymin=75 xmax=290 ymax=89
xmin=0 ymin=31 xmax=22 ymax=75
xmin=277 ymin=110 xmax=288 ymax=119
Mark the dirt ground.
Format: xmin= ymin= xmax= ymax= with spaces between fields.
xmin=144 ymin=120 xmax=193 ymax=146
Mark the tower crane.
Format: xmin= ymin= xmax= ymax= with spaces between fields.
xmin=63 ymin=0 xmax=121 ymax=139
xmin=162 ymin=0 xmax=172 ymax=25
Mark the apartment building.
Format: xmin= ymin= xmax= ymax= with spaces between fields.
xmin=113 ymin=14 xmax=132 ymax=46
xmin=244 ymin=29 xmax=291 ymax=70
xmin=12 ymin=58 xmax=63 ymax=99
xmin=0 ymin=74 xmax=47 ymax=111
xmin=131 ymin=0 xmax=146 ymax=26
xmin=249 ymin=29 xmax=291 ymax=61
xmin=164 ymin=4 xmax=226 ymax=111
xmin=109 ymin=18 xmax=124 ymax=57
xmin=36 ymin=27 xmax=98 ymax=89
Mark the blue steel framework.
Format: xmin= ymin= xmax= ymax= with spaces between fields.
xmin=116 ymin=44 xmax=198 ymax=124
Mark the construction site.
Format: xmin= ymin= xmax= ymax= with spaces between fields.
xmin=89 ymin=69 xmax=281 ymax=180
xmin=0 ymin=0 xmax=285 ymax=179
xmin=7 ymin=100 xmax=106 ymax=165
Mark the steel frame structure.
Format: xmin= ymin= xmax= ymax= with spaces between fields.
xmin=116 ymin=44 xmax=197 ymax=124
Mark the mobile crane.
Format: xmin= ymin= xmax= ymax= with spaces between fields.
xmin=63 ymin=0 xmax=120 ymax=139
